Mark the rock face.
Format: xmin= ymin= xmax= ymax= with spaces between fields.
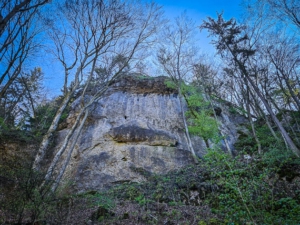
xmin=55 ymin=74 xmax=246 ymax=192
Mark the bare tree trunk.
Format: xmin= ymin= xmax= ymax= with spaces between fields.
xmin=35 ymin=1 xmax=163 ymax=190
xmin=156 ymin=13 xmax=199 ymax=162
xmin=43 ymin=102 xmax=87 ymax=183
xmin=249 ymin=91 xmax=279 ymax=140
xmin=32 ymin=88 xmax=77 ymax=171
xmin=42 ymin=52 xmax=99 ymax=182
xmin=178 ymin=85 xmax=198 ymax=163
xmin=245 ymin=74 xmax=300 ymax=157
xmin=205 ymin=92 xmax=233 ymax=155
xmin=244 ymin=84 xmax=262 ymax=154
xmin=228 ymin=41 xmax=299 ymax=156
xmin=272 ymin=68 xmax=300 ymax=111
xmin=201 ymin=14 xmax=300 ymax=156
xmin=51 ymin=109 xmax=89 ymax=192
xmin=246 ymin=101 xmax=261 ymax=154
xmin=0 ymin=0 xmax=49 ymax=35
xmin=267 ymin=92 xmax=300 ymax=146
xmin=33 ymin=52 xmax=89 ymax=171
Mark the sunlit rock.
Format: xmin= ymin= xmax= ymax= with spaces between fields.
xmin=55 ymin=74 xmax=246 ymax=192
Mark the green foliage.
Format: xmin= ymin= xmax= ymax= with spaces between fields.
xmin=17 ymin=96 xmax=71 ymax=143
xmin=187 ymin=110 xmax=219 ymax=141
xmin=105 ymin=141 xmax=298 ymax=224
xmin=0 ymin=94 xmax=72 ymax=145
xmin=262 ymin=147 xmax=295 ymax=167
xmin=134 ymin=194 xmax=153 ymax=206
xmin=228 ymin=105 xmax=247 ymax=115
xmin=0 ymin=161 xmax=56 ymax=224
xmin=2 ymin=142 xmax=296 ymax=224
xmin=85 ymin=192 xmax=115 ymax=211
xmin=109 ymin=165 xmax=207 ymax=204
xmin=0 ymin=116 xmax=8 ymax=134
xmin=31 ymin=104 xmax=54 ymax=131
xmin=132 ymin=73 xmax=155 ymax=80
xmin=165 ymin=80 xmax=219 ymax=142
xmin=234 ymin=131 xmax=256 ymax=153
xmin=165 ymin=79 xmax=177 ymax=90
xmin=184 ymin=85 xmax=219 ymax=142
xmin=26 ymin=103 xmax=57 ymax=136
xmin=234 ymin=122 xmax=296 ymax=158
xmin=203 ymin=147 xmax=300 ymax=225
xmin=0 ymin=120 xmax=35 ymax=143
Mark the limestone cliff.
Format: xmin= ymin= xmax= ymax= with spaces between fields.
xmin=55 ymin=74 xmax=246 ymax=192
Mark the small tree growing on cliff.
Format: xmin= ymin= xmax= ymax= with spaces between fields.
xmin=157 ymin=13 xmax=199 ymax=161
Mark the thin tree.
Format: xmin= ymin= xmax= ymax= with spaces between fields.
xmin=201 ymin=13 xmax=300 ymax=157
xmin=0 ymin=0 xmax=49 ymax=99
xmin=263 ymin=36 xmax=300 ymax=111
xmin=0 ymin=0 xmax=49 ymax=35
xmin=192 ymin=62 xmax=235 ymax=154
xmin=157 ymin=13 xmax=199 ymax=161
xmin=33 ymin=0 xmax=163 ymax=189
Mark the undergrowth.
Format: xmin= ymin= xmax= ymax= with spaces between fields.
xmin=1 ymin=145 xmax=300 ymax=224
xmin=68 ymin=145 xmax=300 ymax=225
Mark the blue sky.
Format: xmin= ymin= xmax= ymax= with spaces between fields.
xmin=156 ymin=0 xmax=243 ymax=19
xmin=0 ymin=0 xmax=245 ymax=98
xmin=32 ymin=0 xmax=245 ymax=97
xmin=155 ymin=0 xmax=244 ymax=53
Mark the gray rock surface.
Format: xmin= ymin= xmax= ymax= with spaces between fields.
xmin=55 ymin=74 xmax=246 ymax=192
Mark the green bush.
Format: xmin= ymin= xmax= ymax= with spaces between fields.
xmin=203 ymin=147 xmax=300 ymax=225
xmin=0 ymin=162 xmax=55 ymax=224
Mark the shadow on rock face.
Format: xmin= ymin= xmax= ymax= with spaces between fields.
xmin=109 ymin=124 xmax=178 ymax=147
